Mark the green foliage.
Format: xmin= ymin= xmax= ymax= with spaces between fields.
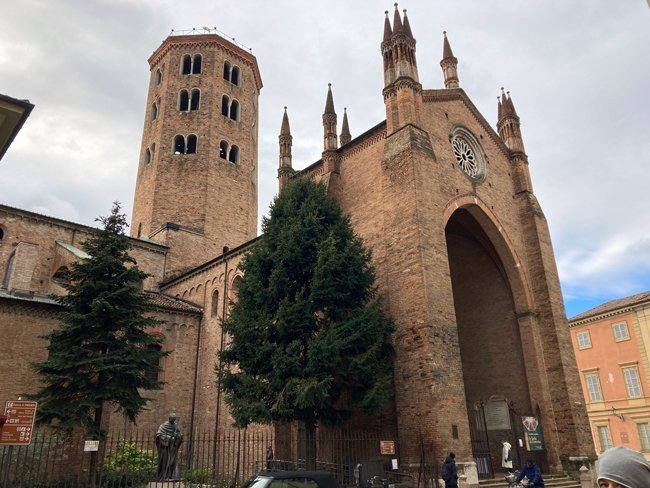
xmin=183 ymin=467 xmax=213 ymax=484
xmin=99 ymin=440 xmax=157 ymax=487
xmin=30 ymin=202 xmax=167 ymax=438
xmin=219 ymin=179 xmax=394 ymax=429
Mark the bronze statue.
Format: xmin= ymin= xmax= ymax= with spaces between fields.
xmin=155 ymin=413 xmax=183 ymax=481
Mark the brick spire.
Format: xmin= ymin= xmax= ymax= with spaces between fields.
xmin=497 ymin=88 xmax=525 ymax=154
xmin=323 ymin=83 xmax=338 ymax=152
xmin=402 ymin=9 xmax=413 ymax=39
xmin=383 ymin=10 xmax=392 ymax=42
xmin=392 ymin=3 xmax=403 ymax=33
xmin=440 ymin=31 xmax=459 ymax=88
xmin=340 ymin=108 xmax=351 ymax=146
xmin=278 ymin=106 xmax=293 ymax=190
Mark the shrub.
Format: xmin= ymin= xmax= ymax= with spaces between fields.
xmin=99 ymin=441 xmax=157 ymax=487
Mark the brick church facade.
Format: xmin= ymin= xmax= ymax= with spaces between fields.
xmin=0 ymin=5 xmax=594 ymax=481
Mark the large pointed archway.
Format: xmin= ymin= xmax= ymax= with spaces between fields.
xmin=444 ymin=199 xmax=541 ymax=475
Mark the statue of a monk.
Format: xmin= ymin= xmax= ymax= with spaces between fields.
xmin=155 ymin=413 xmax=183 ymax=481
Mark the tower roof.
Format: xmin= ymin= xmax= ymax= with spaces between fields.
xmin=341 ymin=108 xmax=350 ymax=137
xmin=392 ymin=3 xmax=403 ymax=33
xmin=402 ymin=9 xmax=413 ymax=39
xmin=324 ymin=83 xmax=335 ymax=115
xmin=499 ymin=88 xmax=518 ymax=120
xmin=383 ymin=10 xmax=392 ymax=42
xmin=442 ymin=31 xmax=455 ymax=60
xmin=280 ymin=106 xmax=291 ymax=135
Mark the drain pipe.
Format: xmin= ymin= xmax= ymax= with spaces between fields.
xmin=188 ymin=311 xmax=203 ymax=467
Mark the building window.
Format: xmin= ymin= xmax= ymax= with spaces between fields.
xmin=137 ymin=223 xmax=142 ymax=238
xmin=192 ymin=54 xmax=202 ymax=74
xmin=181 ymin=54 xmax=192 ymax=75
xmin=576 ymin=331 xmax=591 ymax=349
xmin=229 ymin=99 xmax=239 ymax=121
xmin=228 ymin=145 xmax=239 ymax=164
xmin=597 ymin=425 xmax=613 ymax=452
xmin=154 ymin=68 xmax=163 ymax=86
xmin=144 ymin=148 xmax=151 ymax=165
xmin=221 ymin=95 xmax=230 ymax=117
xmin=219 ymin=140 xmax=228 ymax=159
xmin=638 ymin=423 xmax=650 ymax=451
xmin=144 ymin=344 xmax=163 ymax=384
xmin=151 ymin=102 xmax=158 ymax=121
xmin=178 ymin=90 xmax=189 ymax=111
xmin=3 ymin=252 xmax=15 ymax=288
xmin=186 ymin=135 xmax=197 ymax=154
xmin=613 ymin=322 xmax=630 ymax=342
xmin=190 ymin=89 xmax=200 ymax=110
xmin=211 ymin=290 xmax=219 ymax=317
xmin=623 ymin=366 xmax=643 ymax=398
xmin=223 ymin=61 xmax=231 ymax=81
xmin=173 ymin=135 xmax=185 ymax=154
xmin=0 ymin=226 xmax=4 ymax=242
xmin=584 ymin=372 xmax=603 ymax=402
xmin=231 ymin=66 xmax=240 ymax=85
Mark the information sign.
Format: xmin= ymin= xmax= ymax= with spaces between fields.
xmin=0 ymin=401 xmax=37 ymax=446
xmin=380 ymin=440 xmax=395 ymax=455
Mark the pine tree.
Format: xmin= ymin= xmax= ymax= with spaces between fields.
xmin=31 ymin=202 xmax=166 ymax=439
xmin=219 ymin=179 xmax=394 ymax=467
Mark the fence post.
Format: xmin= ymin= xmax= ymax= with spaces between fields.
xmin=458 ymin=474 xmax=468 ymax=488
xmin=579 ymin=465 xmax=592 ymax=488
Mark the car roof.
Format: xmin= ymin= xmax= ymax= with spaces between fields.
xmin=257 ymin=471 xmax=336 ymax=480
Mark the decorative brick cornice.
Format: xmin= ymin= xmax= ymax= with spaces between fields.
xmin=148 ymin=35 xmax=263 ymax=92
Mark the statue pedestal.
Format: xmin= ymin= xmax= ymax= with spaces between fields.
xmin=148 ymin=482 xmax=183 ymax=488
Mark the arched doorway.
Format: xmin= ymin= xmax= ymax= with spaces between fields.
xmin=445 ymin=205 xmax=540 ymax=477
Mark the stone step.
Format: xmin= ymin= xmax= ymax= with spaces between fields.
xmin=479 ymin=475 xmax=580 ymax=488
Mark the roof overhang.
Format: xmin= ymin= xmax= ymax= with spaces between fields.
xmin=0 ymin=93 xmax=34 ymax=161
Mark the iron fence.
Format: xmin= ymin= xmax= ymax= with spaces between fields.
xmin=0 ymin=428 xmax=413 ymax=488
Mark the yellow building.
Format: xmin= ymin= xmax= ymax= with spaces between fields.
xmin=569 ymin=291 xmax=650 ymax=459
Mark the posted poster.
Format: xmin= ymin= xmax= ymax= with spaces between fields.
xmin=521 ymin=416 xmax=543 ymax=451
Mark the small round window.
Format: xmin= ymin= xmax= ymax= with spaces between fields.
xmin=450 ymin=127 xmax=486 ymax=182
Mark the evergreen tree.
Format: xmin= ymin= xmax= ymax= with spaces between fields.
xmin=31 ymin=202 xmax=166 ymax=439
xmin=219 ymin=179 xmax=394 ymax=466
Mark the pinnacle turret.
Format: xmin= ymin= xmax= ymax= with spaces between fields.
xmin=497 ymin=88 xmax=525 ymax=154
xmin=383 ymin=10 xmax=392 ymax=42
xmin=340 ymin=108 xmax=351 ymax=146
xmin=402 ymin=9 xmax=413 ymax=39
xmin=392 ymin=3 xmax=403 ymax=33
xmin=440 ymin=31 xmax=459 ymax=88
xmin=322 ymin=83 xmax=338 ymax=152
xmin=278 ymin=106 xmax=293 ymax=190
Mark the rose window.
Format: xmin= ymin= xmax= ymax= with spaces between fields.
xmin=450 ymin=128 xmax=486 ymax=182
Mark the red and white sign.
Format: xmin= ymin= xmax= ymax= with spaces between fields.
xmin=0 ymin=401 xmax=37 ymax=446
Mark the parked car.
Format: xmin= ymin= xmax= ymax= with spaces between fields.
xmin=244 ymin=471 xmax=341 ymax=488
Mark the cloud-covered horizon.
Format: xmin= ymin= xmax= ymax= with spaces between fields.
xmin=2 ymin=0 xmax=649 ymax=318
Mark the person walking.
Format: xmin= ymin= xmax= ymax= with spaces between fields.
xmin=597 ymin=446 xmax=650 ymax=488
xmin=501 ymin=440 xmax=514 ymax=473
xmin=442 ymin=452 xmax=458 ymax=488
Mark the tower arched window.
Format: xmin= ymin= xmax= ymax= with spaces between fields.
xmin=190 ymin=89 xmax=200 ymax=111
xmin=231 ymin=66 xmax=240 ymax=86
xmin=192 ymin=54 xmax=202 ymax=74
xmin=228 ymin=145 xmax=239 ymax=164
xmin=221 ymin=95 xmax=230 ymax=117
xmin=151 ymin=102 xmax=158 ymax=121
xmin=154 ymin=68 xmax=163 ymax=86
xmin=181 ymin=54 xmax=192 ymax=75
xmin=223 ymin=61 xmax=231 ymax=81
xmin=144 ymin=148 xmax=151 ymax=165
xmin=0 ymin=226 xmax=4 ymax=243
xmin=219 ymin=140 xmax=228 ymax=159
xmin=229 ymin=99 xmax=239 ymax=121
xmin=179 ymin=90 xmax=189 ymax=111
xmin=187 ymin=135 xmax=197 ymax=154
xmin=137 ymin=223 xmax=142 ymax=238
xmin=173 ymin=135 xmax=185 ymax=154
xmin=211 ymin=289 xmax=219 ymax=316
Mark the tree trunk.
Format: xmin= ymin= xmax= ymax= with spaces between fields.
xmin=305 ymin=420 xmax=317 ymax=471
xmin=88 ymin=403 xmax=104 ymax=488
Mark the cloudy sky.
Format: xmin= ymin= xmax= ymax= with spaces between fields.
xmin=1 ymin=0 xmax=648 ymax=318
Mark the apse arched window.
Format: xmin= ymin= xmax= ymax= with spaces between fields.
xmin=231 ymin=66 xmax=240 ymax=86
xmin=181 ymin=54 xmax=192 ymax=75
xmin=211 ymin=289 xmax=219 ymax=316
xmin=2 ymin=251 xmax=15 ymax=289
xmin=219 ymin=140 xmax=228 ymax=159
xmin=151 ymin=102 xmax=158 ymax=121
xmin=144 ymin=343 xmax=163 ymax=384
xmin=173 ymin=135 xmax=185 ymax=154
xmin=154 ymin=68 xmax=163 ymax=86
xmin=221 ymin=95 xmax=230 ymax=117
xmin=229 ymin=275 xmax=243 ymax=306
xmin=187 ymin=134 xmax=197 ymax=154
xmin=192 ymin=54 xmax=202 ymax=74
xmin=190 ymin=89 xmax=200 ymax=111
xmin=178 ymin=90 xmax=189 ymax=111
xmin=228 ymin=145 xmax=239 ymax=164
xmin=144 ymin=148 xmax=151 ymax=165
xmin=229 ymin=99 xmax=239 ymax=121
xmin=223 ymin=61 xmax=231 ymax=81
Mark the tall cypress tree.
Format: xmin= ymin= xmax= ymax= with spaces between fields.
xmin=31 ymin=202 xmax=166 ymax=439
xmin=219 ymin=179 xmax=394 ymax=467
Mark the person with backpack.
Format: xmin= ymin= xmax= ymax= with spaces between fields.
xmin=442 ymin=452 xmax=458 ymax=488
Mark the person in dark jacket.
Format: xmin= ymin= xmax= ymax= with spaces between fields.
xmin=442 ymin=452 xmax=458 ymax=488
xmin=516 ymin=459 xmax=544 ymax=487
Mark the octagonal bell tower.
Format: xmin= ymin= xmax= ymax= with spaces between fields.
xmin=131 ymin=30 xmax=262 ymax=277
